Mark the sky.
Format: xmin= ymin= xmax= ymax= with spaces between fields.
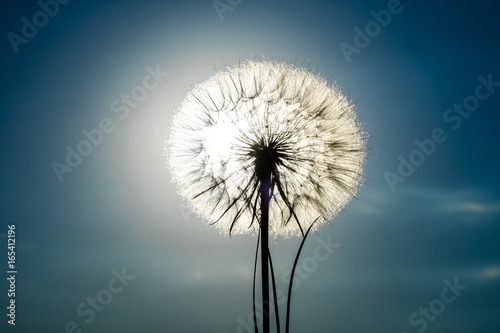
xmin=1 ymin=0 xmax=499 ymax=332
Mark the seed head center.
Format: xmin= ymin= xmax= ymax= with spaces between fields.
xmin=253 ymin=145 xmax=278 ymax=182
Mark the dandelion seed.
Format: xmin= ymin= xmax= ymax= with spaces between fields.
xmin=167 ymin=60 xmax=366 ymax=237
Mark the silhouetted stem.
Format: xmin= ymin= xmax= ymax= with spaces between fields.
xmin=285 ymin=225 xmax=314 ymax=333
xmin=268 ymin=249 xmax=281 ymax=333
xmin=260 ymin=180 xmax=271 ymax=333
xmin=253 ymin=230 xmax=260 ymax=333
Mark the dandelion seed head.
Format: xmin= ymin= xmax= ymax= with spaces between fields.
xmin=167 ymin=60 xmax=366 ymax=237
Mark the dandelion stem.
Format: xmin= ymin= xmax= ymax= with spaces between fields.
xmin=259 ymin=178 xmax=271 ymax=333
xmin=253 ymin=229 xmax=260 ymax=333
xmin=268 ymin=248 xmax=281 ymax=333
xmin=285 ymin=224 xmax=314 ymax=333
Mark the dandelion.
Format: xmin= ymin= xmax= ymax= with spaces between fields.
xmin=166 ymin=60 xmax=366 ymax=332
xmin=168 ymin=61 xmax=366 ymax=236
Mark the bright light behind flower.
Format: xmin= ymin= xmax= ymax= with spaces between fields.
xmin=167 ymin=60 xmax=366 ymax=237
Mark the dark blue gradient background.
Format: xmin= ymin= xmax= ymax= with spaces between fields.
xmin=1 ymin=0 xmax=499 ymax=332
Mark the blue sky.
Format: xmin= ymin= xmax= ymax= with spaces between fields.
xmin=1 ymin=0 xmax=499 ymax=332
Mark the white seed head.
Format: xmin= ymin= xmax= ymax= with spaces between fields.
xmin=167 ymin=60 xmax=366 ymax=237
